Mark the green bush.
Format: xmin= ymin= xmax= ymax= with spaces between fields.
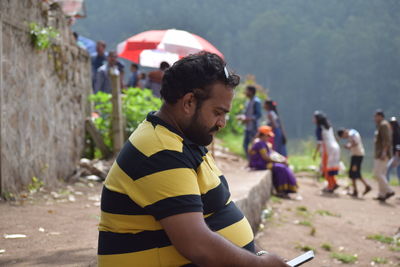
xmin=89 ymin=87 xmax=162 ymax=153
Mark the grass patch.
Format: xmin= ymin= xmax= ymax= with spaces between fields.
xmin=389 ymin=246 xmax=400 ymax=252
xmin=296 ymin=206 xmax=312 ymax=218
xmin=309 ymin=227 xmax=316 ymax=236
xmin=367 ymin=234 xmax=396 ymax=244
xmin=296 ymin=206 xmax=308 ymax=212
xmin=372 ymin=257 xmax=388 ymax=264
xmin=321 ymin=243 xmax=332 ymax=251
xmin=216 ymin=132 xmax=245 ymax=158
xmin=299 ymin=220 xmax=313 ymax=227
xmin=331 ymin=252 xmax=358 ymax=263
xmin=295 ymin=244 xmax=316 ymax=252
xmin=389 ymin=179 xmax=399 ymax=186
xmin=315 ymin=209 xmax=341 ymax=217
xmin=270 ymin=195 xmax=282 ymax=204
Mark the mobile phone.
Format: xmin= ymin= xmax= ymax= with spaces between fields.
xmin=286 ymin=250 xmax=314 ymax=267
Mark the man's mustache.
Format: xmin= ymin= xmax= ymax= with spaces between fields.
xmin=210 ymin=126 xmax=220 ymax=133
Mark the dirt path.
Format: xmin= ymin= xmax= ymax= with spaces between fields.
xmin=256 ymin=173 xmax=400 ymax=266
xmin=0 ymin=180 xmax=101 ymax=266
xmin=1 ymin=166 xmax=399 ymax=266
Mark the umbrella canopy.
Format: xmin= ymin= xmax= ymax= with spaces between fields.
xmin=117 ymin=29 xmax=224 ymax=68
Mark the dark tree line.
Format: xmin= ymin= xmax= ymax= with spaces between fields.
xmin=74 ymin=0 xmax=400 ymax=138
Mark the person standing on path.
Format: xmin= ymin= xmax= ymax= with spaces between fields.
xmin=386 ymin=117 xmax=400 ymax=184
xmin=373 ymin=109 xmax=395 ymax=201
xmin=337 ymin=128 xmax=372 ymax=197
xmin=97 ymin=52 xmax=288 ymax=267
xmin=313 ymin=111 xmax=341 ymax=193
xmin=264 ymin=100 xmax=288 ymax=157
xmin=94 ymin=51 xmax=120 ymax=94
xmin=237 ymin=85 xmax=262 ymax=159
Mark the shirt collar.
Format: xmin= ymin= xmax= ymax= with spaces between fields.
xmin=146 ymin=112 xmax=208 ymax=154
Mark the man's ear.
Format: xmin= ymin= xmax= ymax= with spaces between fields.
xmin=181 ymin=92 xmax=197 ymax=115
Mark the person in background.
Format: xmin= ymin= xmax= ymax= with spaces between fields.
xmin=91 ymin=40 xmax=107 ymax=91
xmin=386 ymin=117 xmax=400 ymax=185
xmin=373 ymin=109 xmax=395 ymax=201
xmin=237 ymin=85 xmax=262 ymax=158
xmin=264 ymin=100 xmax=287 ymax=157
xmin=138 ymin=72 xmax=147 ymax=89
xmin=249 ymin=126 xmax=298 ymax=199
xmin=97 ymin=52 xmax=288 ymax=267
xmin=337 ymin=128 xmax=372 ymax=197
xmin=313 ymin=111 xmax=340 ymax=193
xmin=126 ymin=63 xmax=139 ymax=88
xmin=116 ymin=59 xmax=125 ymax=90
xmin=146 ymin=61 xmax=170 ymax=97
xmin=94 ymin=51 xmax=119 ymax=94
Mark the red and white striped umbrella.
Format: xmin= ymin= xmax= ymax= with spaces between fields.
xmin=117 ymin=29 xmax=224 ymax=68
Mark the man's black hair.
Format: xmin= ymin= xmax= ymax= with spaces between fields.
xmin=375 ymin=109 xmax=385 ymax=118
xmin=337 ymin=128 xmax=345 ymax=138
xmin=246 ymin=85 xmax=256 ymax=95
xmin=160 ymin=52 xmax=240 ymax=105
xmin=160 ymin=61 xmax=170 ymax=70
xmin=131 ymin=63 xmax=138 ymax=69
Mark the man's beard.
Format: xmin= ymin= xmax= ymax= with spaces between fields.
xmin=184 ymin=110 xmax=219 ymax=146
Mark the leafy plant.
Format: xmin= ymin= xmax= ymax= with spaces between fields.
xmin=331 ymin=252 xmax=358 ymax=264
xmin=29 ymin=22 xmax=59 ymax=50
xmin=89 ymin=87 xmax=162 ymax=157
xmin=27 ymin=177 xmax=44 ymax=193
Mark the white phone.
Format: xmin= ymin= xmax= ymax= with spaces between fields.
xmin=286 ymin=250 xmax=315 ymax=267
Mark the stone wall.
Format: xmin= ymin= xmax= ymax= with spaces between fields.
xmin=235 ymin=171 xmax=272 ymax=233
xmin=0 ymin=0 xmax=92 ymax=193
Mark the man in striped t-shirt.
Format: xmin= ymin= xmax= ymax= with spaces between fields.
xmin=98 ymin=52 xmax=288 ymax=267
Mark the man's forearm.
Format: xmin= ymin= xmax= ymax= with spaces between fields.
xmin=192 ymin=231 xmax=285 ymax=267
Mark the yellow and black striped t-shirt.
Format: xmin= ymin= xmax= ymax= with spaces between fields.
xmin=98 ymin=112 xmax=255 ymax=267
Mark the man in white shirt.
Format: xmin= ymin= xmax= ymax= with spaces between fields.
xmin=337 ymin=128 xmax=372 ymax=198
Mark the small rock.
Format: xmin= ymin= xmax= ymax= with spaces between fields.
xmin=38 ymin=227 xmax=45 ymax=232
xmin=88 ymin=195 xmax=100 ymax=202
xmin=85 ymin=175 xmax=101 ymax=182
xmin=48 ymin=232 xmax=60 ymax=236
xmin=93 ymin=202 xmax=100 ymax=207
xmin=4 ymin=234 xmax=27 ymax=239
xmin=0 ymin=249 xmax=5 ymax=254
xmin=74 ymin=191 xmax=83 ymax=196
xmin=68 ymin=195 xmax=76 ymax=202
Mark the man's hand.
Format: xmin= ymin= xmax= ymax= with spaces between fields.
xmin=260 ymin=253 xmax=289 ymax=267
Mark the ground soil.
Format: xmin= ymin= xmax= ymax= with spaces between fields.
xmin=1 ymin=158 xmax=399 ymax=266
xmin=256 ymin=172 xmax=400 ymax=266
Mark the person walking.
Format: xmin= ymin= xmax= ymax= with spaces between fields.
xmin=386 ymin=117 xmax=400 ymax=184
xmin=313 ymin=111 xmax=340 ymax=193
xmin=373 ymin=109 xmax=395 ymax=201
xmin=337 ymin=128 xmax=372 ymax=197
xmin=264 ymin=100 xmax=287 ymax=157
xmin=97 ymin=52 xmax=288 ymax=267
xmin=237 ymin=85 xmax=262 ymax=158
